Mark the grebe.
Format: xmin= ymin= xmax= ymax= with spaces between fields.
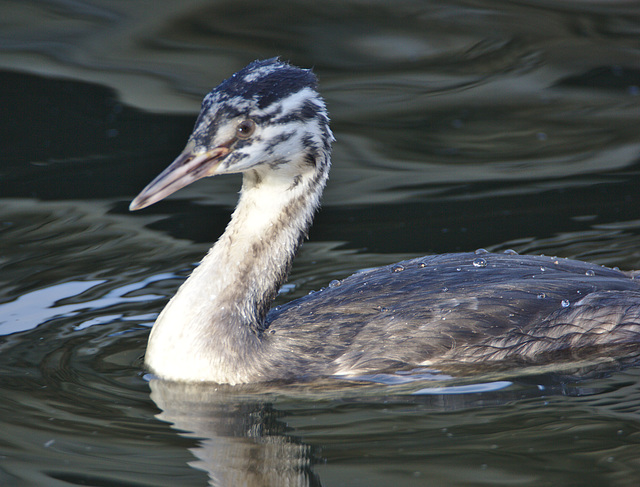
xmin=130 ymin=58 xmax=640 ymax=384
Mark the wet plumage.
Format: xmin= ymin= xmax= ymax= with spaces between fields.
xmin=130 ymin=59 xmax=640 ymax=384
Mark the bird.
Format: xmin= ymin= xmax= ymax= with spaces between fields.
xmin=130 ymin=58 xmax=640 ymax=384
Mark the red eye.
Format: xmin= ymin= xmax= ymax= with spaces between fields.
xmin=236 ymin=119 xmax=256 ymax=138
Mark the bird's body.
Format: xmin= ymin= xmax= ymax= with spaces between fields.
xmin=131 ymin=59 xmax=640 ymax=384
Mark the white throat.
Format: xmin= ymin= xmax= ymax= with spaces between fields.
xmin=144 ymin=154 xmax=329 ymax=383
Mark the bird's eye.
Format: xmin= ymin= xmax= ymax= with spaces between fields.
xmin=236 ymin=119 xmax=256 ymax=139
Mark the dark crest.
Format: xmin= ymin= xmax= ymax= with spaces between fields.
xmin=204 ymin=58 xmax=318 ymax=111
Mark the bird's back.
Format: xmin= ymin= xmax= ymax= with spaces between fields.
xmin=266 ymin=252 xmax=640 ymax=378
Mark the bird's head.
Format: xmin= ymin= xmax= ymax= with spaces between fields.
xmin=130 ymin=58 xmax=333 ymax=211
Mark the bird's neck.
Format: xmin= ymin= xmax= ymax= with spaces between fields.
xmin=145 ymin=155 xmax=329 ymax=383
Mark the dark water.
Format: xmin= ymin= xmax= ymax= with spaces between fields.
xmin=2 ymin=0 xmax=640 ymax=485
